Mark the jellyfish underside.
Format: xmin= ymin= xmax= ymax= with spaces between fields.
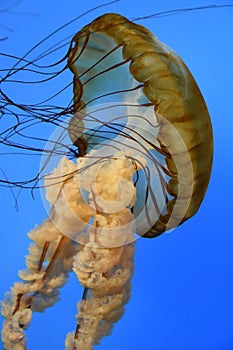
xmin=1 ymin=13 xmax=213 ymax=350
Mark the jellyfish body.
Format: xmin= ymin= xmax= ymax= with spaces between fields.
xmin=1 ymin=12 xmax=213 ymax=350
xmin=68 ymin=13 xmax=213 ymax=237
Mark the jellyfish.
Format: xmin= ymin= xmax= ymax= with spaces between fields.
xmin=0 ymin=8 xmax=217 ymax=350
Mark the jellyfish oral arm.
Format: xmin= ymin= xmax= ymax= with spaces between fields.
xmin=1 ymin=154 xmax=138 ymax=350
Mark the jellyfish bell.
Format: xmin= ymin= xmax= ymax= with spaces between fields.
xmin=66 ymin=12 xmax=213 ymax=238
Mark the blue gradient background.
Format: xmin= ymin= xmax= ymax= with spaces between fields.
xmin=0 ymin=1 xmax=233 ymax=349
